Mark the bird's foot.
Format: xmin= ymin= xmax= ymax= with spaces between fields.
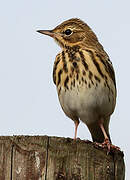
xmin=102 ymin=138 xmax=111 ymax=152
xmin=96 ymin=138 xmax=120 ymax=153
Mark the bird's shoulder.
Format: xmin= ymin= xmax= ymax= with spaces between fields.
xmin=81 ymin=47 xmax=116 ymax=88
xmin=96 ymin=51 xmax=116 ymax=88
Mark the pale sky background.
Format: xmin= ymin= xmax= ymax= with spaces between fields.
xmin=0 ymin=0 xmax=129 ymax=179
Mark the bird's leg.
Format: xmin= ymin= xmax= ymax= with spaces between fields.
xmin=74 ymin=120 xmax=79 ymax=140
xmin=98 ymin=118 xmax=111 ymax=151
xmin=98 ymin=119 xmax=120 ymax=152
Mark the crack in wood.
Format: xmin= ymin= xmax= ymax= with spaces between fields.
xmin=10 ymin=144 xmax=14 ymax=180
xmin=45 ymin=136 xmax=49 ymax=180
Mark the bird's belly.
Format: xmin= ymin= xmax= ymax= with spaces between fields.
xmin=58 ymin=85 xmax=116 ymax=125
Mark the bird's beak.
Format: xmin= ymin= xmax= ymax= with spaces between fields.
xmin=37 ymin=30 xmax=55 ymax=38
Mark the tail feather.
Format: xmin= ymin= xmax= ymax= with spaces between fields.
xmin=87 ymin=117 xmax=111 ymax=143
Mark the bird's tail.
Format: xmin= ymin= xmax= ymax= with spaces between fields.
xmin=87 ymin=117 xmax=111 ymax=143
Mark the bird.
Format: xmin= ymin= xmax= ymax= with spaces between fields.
xmin=37 ymin=18 xmax=117 ymax=150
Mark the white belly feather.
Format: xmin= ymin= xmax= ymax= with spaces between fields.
xmin=58 ymin=83 xmax=115 ymax=125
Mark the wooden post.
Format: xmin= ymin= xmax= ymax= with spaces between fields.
xmin=0 ymin=136 xmax=125 ymax=180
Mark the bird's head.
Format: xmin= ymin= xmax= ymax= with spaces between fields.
xmin=37 ymin=18 xmax=101 ymax=49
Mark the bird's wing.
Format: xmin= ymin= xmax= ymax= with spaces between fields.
xmin=96 ymin=52 xmax=116 ymax=89
xmin=53 ymin=53 xmax=61 ymax=85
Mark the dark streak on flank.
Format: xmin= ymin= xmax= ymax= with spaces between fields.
xmin=85 ymin=80 xmax=87 ymax=84
xmin=70 ymin=74 xmax=72 ymax=78
xmin=73 ymin=79 xmax=75 ymax=87
xmin=62 ymin=51 xmax=68 ymax=72
xmin=104 ymin=75 xmax=108 ymax=80
xmin=64 ymin=76 xmax=69 ymax=89
xmin=53 ymin=72 xmax=56 ymax=85
xmin=76 ymin=73 xmax=79 ymax=80
xmin=96 ymin=53 xmax=116 ymax=88
xmin=82 ymin=77 xmax=84 ymax=82
xmin=86 ymin=50 xmax=104 ymax=78
xmin=82 ymin=70 xmax=86 ymax=76
xmin=58 ymin=87 xmax=61 ymax=95
xmin=111 ymin=89 xmax=114 ymax=95
xmin=104 ymin=82 xmax=106 ymax=87
xmin=91 ymin=80 xmax=94 ymax=85
xmin=79 ymin=51 xmax=88 ymax=71
xmin=53 ymin=55 xmax=60 ymax=84
xmin=105 ymin=81 xmax=110 ymax=91
xmin=88 ymin=71 xmax=93 ymax=80
xmin=94 ymin=75 xmax=100 ymax=83
xmin=57 ymin=69 xmax=63 ymax=86
xmin=88 ymin=83 xmax=91 ymax=88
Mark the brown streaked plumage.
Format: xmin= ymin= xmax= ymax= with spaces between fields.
xmin=37 ymin=18 xmax=118 ymax=151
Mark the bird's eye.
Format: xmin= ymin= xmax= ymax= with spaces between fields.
xmin=64 ymin=29 xmax=72 ymax=36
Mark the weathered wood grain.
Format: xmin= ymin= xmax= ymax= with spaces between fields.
xmin=47 ymin=137 xmax=125 ymax=180
xmin=0 ymin=136 xmax=125 ymax=180
xmin=0 ymin=137 xmax=12 ymax=180
xmin=10 ymin=136 xmax=48 ymax=180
